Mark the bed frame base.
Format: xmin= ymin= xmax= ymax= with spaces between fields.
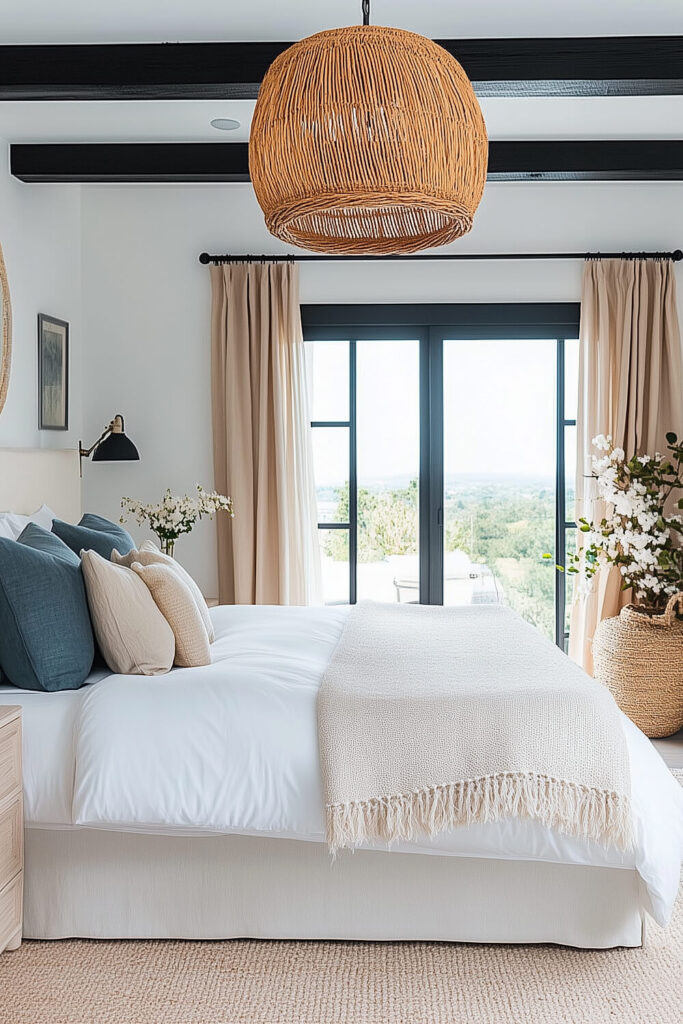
xmin=24 ymin=829 xmax=644 ymax=949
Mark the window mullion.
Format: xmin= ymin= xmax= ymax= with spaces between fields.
xmin=428 ymin=329 xmax=443 ymax=604
xmin=419 ymin=333 xmax=430 ymax=604
xmin=555 ymin=338 xmax=566 ymax=649
xmin=349 ymin=340 xmax=358 ymax=605
xmin=419 ymin=328 xmax=443 ymax=604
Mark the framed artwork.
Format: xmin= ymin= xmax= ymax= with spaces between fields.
xmin=38 ymin=313 xmax=69 ymax=431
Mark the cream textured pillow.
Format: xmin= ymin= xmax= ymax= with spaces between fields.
xmin=81 ymin=550 xmax=175 ymax=676
xmin=131 ymin=561 xmax=211 ymax=668
xmin=112 ymin=541 xmax=215 ymax=642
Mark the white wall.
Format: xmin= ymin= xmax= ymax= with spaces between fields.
xmin=79 ymin=180 xmax=683 ymax=596
xmin=0 ymin=141 xmax=82 ymax=450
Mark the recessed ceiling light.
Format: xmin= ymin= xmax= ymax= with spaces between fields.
xmin=211 ymin=118 xmax=241 ymax=131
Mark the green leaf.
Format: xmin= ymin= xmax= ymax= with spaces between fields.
xmin=666 ymin=431 xmax=678 ymax=444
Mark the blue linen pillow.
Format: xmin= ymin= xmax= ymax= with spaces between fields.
xmin=79 ymin=513 xmax=135 ymax=548
xmin=17 ymin=522 xmax=80 ymax=565
xmin=52 ymin=514 xmax=135 ymax=560
xmin=19 ymin=524 xmax=112 ymax=670
xmin=0 ymin=537 xmax=95 ymax=691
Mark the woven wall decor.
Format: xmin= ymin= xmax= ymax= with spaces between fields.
xmin=249 ymin=6 xmax=488 ymax=255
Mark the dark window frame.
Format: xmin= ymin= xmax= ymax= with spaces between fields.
xmin=302 ymin=303 xmax=580 ymax=648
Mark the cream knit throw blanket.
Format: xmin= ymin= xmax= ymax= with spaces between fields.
xmin=317 ymin=602 xmax=632 ymax=854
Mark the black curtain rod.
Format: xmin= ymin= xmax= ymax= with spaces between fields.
xmin=199 ymin=249 xmax=683 ymax=265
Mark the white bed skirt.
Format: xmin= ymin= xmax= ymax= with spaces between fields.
xmin=23 ymin=829 xmax=644 ymax=948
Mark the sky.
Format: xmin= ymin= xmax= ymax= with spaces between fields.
xmin=307 ymin=337 xmax=579 ymax=487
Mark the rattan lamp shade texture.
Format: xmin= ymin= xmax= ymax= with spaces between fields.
xmin=249 ymin=26 xmax=488 ymax=255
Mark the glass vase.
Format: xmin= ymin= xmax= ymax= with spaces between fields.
xmin=159 ymin=538 xmax=175 ymax=558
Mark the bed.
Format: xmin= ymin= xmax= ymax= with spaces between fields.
xmin=0 ymin=602 xmax=681 ymax=947
xmin=0 ymin=449 xmax=681 ymax=949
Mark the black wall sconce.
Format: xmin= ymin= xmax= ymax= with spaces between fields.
xmin=79 ymin=414 xmax=139 ymax=476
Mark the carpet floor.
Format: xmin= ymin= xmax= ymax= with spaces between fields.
xmin=0 ymin=891 xmax=680 ymax=1024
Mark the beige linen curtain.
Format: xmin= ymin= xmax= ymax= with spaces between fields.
xmin=210 ymin=262 xmax=321 ymax=605
xmin=569 ymin=258 xmax=683 ymax=673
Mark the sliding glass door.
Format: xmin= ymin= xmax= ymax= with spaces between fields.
xmin=307 ymin=340 xmax=351 ymax=605
xmin=442 ymin=337 xmax=557 ymax=639
xmin=356 ymin=339 xmax=420 ymax=602
xmin=306 ymin=333 xmax=421 ymax=605
xmin=303 ymin=304 xmax=580 ymax=649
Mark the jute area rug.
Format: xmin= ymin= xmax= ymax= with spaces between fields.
xmin=0 ymin=892 xmax=680 ymax=1024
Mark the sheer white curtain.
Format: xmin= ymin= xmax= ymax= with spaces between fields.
xmin=210 ymin=261 xmax=321 ymax=605
xmin=569 ymin=258 xmax=683 ymax=672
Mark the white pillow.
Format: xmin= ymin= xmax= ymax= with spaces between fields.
xmin=112 ymin=541 xmax=215 ymax=643
xmin=81 ymin=550 xmax=175 ymax=676
xmin=0 ymin=504 xmax=57 ymax=540
xmin=31 ymin=503 xmax=57 ymax=530
xmin=131 ymin=561 xmax=211 ymax=668
xmin=0 ymin=519 xmax=16 ymax=540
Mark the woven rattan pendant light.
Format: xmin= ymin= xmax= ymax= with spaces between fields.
xmin=249 ymin=1 xmax=488 ymax=255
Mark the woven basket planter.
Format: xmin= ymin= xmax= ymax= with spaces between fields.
xmin=249 ymin=26 xmax=488 ymax=255
xmin=592 ymin=592 xmax=683 ymax=738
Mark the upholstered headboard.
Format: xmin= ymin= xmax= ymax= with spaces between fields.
xmin=0 ymin=447 xmax=81 ymax=523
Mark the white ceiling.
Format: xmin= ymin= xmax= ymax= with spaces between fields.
xmin=0 ymin=2 xmax=680 ymax=151
xmin=1 ymin=0 xmax=682 ymax=44
xmin=1 ymin=97 xmax=683 ymax=146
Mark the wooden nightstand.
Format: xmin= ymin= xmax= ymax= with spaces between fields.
xmin=0 ymin=706 xmax=22 ymax=953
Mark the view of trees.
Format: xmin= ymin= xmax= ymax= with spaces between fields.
xmin=323 ymin=479 xmax=418 ymax=564
xmin=445 ymin=481 xmax=556 ymax=638
xmin=321 ymin=478 xmax=565 ymax=640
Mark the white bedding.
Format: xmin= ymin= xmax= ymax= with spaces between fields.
xmin=1 ymin=604 xmax=681 ymax=927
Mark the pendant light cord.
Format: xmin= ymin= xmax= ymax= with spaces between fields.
xmin=362 ymin=0 xmax=370 ymax=26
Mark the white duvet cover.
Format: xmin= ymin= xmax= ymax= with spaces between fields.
xmin=1 ymin=604 xmax=681 ymax=926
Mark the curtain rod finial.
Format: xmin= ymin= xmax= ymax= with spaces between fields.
xmin=673 ymin=249 xmax=683 ymax=263
xmin=199 ymin=252 xmax=211 ymax=265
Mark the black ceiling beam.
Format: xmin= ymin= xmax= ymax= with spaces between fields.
xmin=10 ymin=143 xmax=252 ymax=183
xmin=0 ymin=37 xmax=681 ymax=101
xmin=487 ymin=141 xmax=683 ymax=181
xmin=10 ymin=141 xmax=683 ymax=184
